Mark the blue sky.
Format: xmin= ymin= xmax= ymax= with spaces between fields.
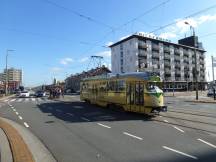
xmin=1 ymin=0 xmax=216 ymax=86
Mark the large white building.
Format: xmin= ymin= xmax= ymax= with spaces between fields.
xmin=110 ymin=32 xmax=206 ymax=90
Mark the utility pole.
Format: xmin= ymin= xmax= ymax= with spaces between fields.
xmin=212 ymin=56 xmax=215 ymax=81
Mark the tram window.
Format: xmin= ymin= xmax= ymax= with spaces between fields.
xmin=118 ymin=80 xmax=125 ymax=91
xmin=147 ymin=82 xmax=160 ymax=89
xmin=108 ymin=81 xmax=115 ymax=91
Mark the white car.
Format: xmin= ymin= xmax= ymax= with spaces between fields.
xmin=19 ymin=91 xmax=30 ymax=98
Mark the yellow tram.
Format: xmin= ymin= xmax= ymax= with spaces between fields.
xmin=80 ymin=72 xmax=167 ymax=115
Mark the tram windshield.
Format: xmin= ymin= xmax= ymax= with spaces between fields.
xmin=146 ymin=82 xmax=163 ymax=93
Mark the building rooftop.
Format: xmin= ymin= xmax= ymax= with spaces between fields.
xmin=109 ymin=32 xmax=206 ymax=52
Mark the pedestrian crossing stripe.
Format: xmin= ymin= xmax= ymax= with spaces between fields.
xmin=8 ymin=98 xmax=48 ymax=103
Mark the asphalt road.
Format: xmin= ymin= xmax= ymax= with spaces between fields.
xmin=0 ymin=95 xmax=216 ymax=162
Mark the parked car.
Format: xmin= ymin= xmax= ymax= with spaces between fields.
xmin=35 ymin=91 xmax=46 ymax=97
xmin=207 ymin=88 xmax=215 ymax=97
xmin=19 ymin=91 xmax=30 ymax=98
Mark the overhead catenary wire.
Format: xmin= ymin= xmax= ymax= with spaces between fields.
xmin=39 ymin=0 xmax=115 ymax=30
xmin=78 ymin=0 xmax=172 ymax=55
xmin=149 ymin=3 xmax=216 ymax=34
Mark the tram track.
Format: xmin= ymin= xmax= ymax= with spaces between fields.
xmin=152 ymin=116 xmax=216 ymax=134
xmin=167 ymin=109 xmax=216 ymax=119
xmin=159 ymin=113 xmax=216 ymax=126
xmin=153 ymin=106 xmax=216 ymax=135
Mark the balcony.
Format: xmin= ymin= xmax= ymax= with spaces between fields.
xmin=174 ymin=48 xmax=180 ymax=54
xmin=175 ymin=70 xmax=181 ymax=75
xmin=152 ymin=52 xmax=159 ymax=59
xmin=164 ymin=46 xmax=170 ymax=53
xmin=175 ymin=63 xmax=181 ymax=68
xmin=152 ymin=44 xmax=159 ymax=51
xmin=175 ymin=56 xmax=180 ymax=60
xmin=164 ymin=54 xmax=170 ymax=59
xmin=164 ymin=61 xmax=170 ymax=67
xmin=199 ymin=59 xmax=205 ymax=64
xmin=138 ymin=42 xmax=148 ymax=49
xmin=175 ymin=77 xmax=181 ymax=81
xmin=165 ymin=68 xmax=171 ymax=73
xmin=138 ymin=51 xmax=147 ymax=57
xmin=183 ymin=50 xmax=189 ymax=56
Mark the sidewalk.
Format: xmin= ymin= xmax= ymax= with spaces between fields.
xmin=0 ymin=117 xmax=56 ymax=162
xmin=0 ymin=94 xmax=15 ymax=101
xmin=164 ymin=91 xmax=216 ymax=103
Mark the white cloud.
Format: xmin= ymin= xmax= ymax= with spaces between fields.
xmin=97 ymin=50 xmax=111 ymax=58
xmin=198 ymin=14 xmax=216 ymax=24
xmin=60 ymin=57 xmax=73 ymax=65
xmin=79 ymin=57 xmax=89 ymax=63
xmin=50 ymin=67 xmax=62 ymax=72
xmin=158 ymin=14 xmax=216 ymax=39
xmin=106 ymin=41 xmax=114 ymax=46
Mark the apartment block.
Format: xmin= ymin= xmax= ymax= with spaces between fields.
xmin=110 ymin=32 xmax=206 ymax=90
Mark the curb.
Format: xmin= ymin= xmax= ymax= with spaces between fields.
xmin=0 ymin=95 xmax=15 ymax=101
xmin=0 ymin=117 xmax=57 ymax=162
xmin=185 ymin=100 xmax=216 ymax=104
xmin=0 ymin=118 xmax=34 ymax=162
xmin=0 ymin=128 xmax=13 ymax=162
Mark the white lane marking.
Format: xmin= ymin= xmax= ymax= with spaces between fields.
xmin=4 ymin=99 xmax=9 ymax=102
xmin=12 ymin=109 xmax=16 ymax=111
xmin=15 ymin=112 xmax=19 ymax=115
xmin=73 ymin=105 xmax=83 ymax=109
xmin=159 ymin=116 xmax=162 ymax=117
xmin=123 ymin=132 xmax=143 ymax=140
xmin=81 ymin=117 xmax=90 ymax=121
xmin=31 ymin=98 xmax=36 ymax=101
xmin=162 ymin=146 xmax=198 ymax=160
xmin=25 ymin=98 xmax=29 ymax=102
xmin=10 ymin=99 xmax=16 ymax=102
xmin=164 ymin=120 xmax=169 ymax=123
xmin=18 ymin=99 xmax=22 ymax=102
xmin=11 ymin=106 xmax=14 ymax=109
xmin=66 ymin=113 xmax=74 ymax=116
xmin=173 ymin=126 xmax=185 ymax=133
xmin=18 ymin=116 xmax=23 ymax=120
xmin=97 ymin=123 xmax=111 ymax=129
xmin=24 ymin=122 xmax=29 ymax=128
xmin=197 ymin=138 xmax=216 ymax=148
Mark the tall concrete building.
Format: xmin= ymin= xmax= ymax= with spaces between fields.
xmin=0 ymin=68 xmax=22 ymax=83
xmin=109 ymin=32 xmax=206 ymax=90
xmin=0 ymin=68 xmax=22 ymax=91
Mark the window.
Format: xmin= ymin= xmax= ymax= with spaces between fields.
xmin=118 ymin=80 xmax=125 ymax=91
xmin=120 ymin=51 xmax=123 ymax=57
xmin=121 ymin=59 xmax=123 ymax=65
xmin=120 ymin=44 xmax=123 ymax=50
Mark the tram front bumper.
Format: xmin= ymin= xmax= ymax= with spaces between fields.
xmin=151 ymin=106 xmax=167 ymax=113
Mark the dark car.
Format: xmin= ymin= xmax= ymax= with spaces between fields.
xmin=35 ymin=91 xmax=46 ymax=97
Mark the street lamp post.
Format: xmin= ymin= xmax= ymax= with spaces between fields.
xmin=185 ymin=22 xmax=198 ymax=100
xmin=5 ymin=49 xmax=14 ymax=95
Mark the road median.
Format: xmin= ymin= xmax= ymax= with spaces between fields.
xmin=0 ymin=117 xmax=56 ymax=162
xmin=0 ymin=118 xmax=34 ymax=162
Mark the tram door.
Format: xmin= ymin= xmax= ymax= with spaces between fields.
xmin=126 ymin=82 xmax=144 ymax=111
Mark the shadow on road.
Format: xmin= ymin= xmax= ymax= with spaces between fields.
xmin=36 ymin=100 xmax=153 ymax=124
